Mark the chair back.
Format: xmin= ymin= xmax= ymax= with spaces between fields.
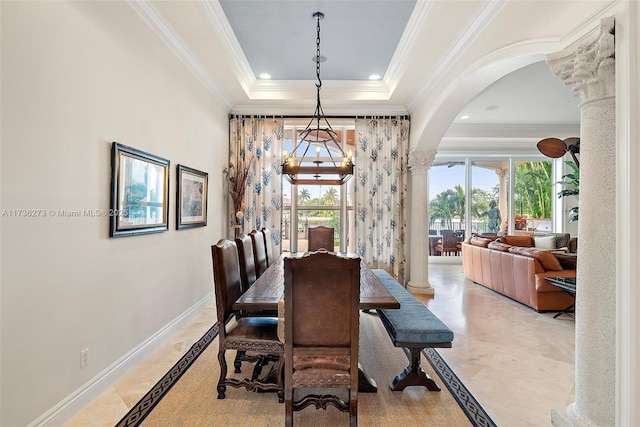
xmin=440 ymin=230 xmax=459 ymax=250
xmin=261 ymin=227 xmax=276 ymax=266
xmin=249 ymin=229 xmax=268 ymax=277
xmin=307 ymin=226 xmax=334 ymax=252
xmin=211 ymin=239 xmax=243 ymax=328
xmin=283 ymin=251 xmax=360 ymax=426
xmin=235 ymin=234 xmax=257 ymax=293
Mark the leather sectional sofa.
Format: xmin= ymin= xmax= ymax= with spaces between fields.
xmin=461 ymin=233 xmax=576 ymax=312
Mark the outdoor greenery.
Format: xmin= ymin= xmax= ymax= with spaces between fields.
xmin=514 ymin=161 xmax=552 ymax=219
xmin=557 ymin=161 xmax=580 ymax=222
xmin=298 ymin=187 xmax=340 ymax=230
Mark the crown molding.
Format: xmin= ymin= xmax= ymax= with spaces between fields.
xmin=384 ymin=0 xmax=435 ymax=95
xmin=230 ymin=102 xmax=409 ymax=117
xmin=201 ymin=0 xmax=256 ymax=96
xmin=445 ymin=123 xmax=580 ymax=139
xmin=126 ymin=0 xmax=233 ymax=110
xmin=406 ymin=0 xmax=508 ymax=110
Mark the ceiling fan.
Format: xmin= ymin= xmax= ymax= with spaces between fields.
xmin=537 ymin=137 xmax=580 ymax=168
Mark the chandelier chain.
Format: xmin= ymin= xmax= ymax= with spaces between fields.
xmin=315 ymin=13 xmax=322 ymax=89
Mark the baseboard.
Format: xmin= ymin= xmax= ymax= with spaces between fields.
xmin=29 ymin=292 xmax=214 ymax=427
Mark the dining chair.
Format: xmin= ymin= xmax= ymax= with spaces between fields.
xmin=261 ymin=227 xmax=276 ymax=267
xmin=283 ymin=250 xmax=360 ymax=427
xmin=211 ymin=239 xmax=284 ymax=402
xmin=235 ymin=234 xmax=257 ymax=293
xmin=236 ymin=234 xmax=278 ymax=321
xmin=435 ymin=230 xmax=460 ymax=256
xmin=250 ymin=229 xmax=269 ymax=277
xmin=307 ymin=225 xmax=334 ymax=251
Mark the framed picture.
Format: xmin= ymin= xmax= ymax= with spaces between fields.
xmin=110 ymin=142 xmax=170 ymax=237
xmin=176 ymin=164 xmax=208 ymax=229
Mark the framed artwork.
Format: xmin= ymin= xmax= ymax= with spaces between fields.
xmin=110 ymin=142 xmax=170 ymax=237
xmin=176 ymin=165 xmax=208 ymax=229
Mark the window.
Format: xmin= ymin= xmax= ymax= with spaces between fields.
xmin=281 ymin=123 xmax=355 ymax=253
xmin=429 ymin=157 xmax=555 ymax=239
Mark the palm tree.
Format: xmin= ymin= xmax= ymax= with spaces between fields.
xmin=322 ymin=187 xmax=338 ymax=206
xmin=299 ymin=188 xmax=311 ymax=206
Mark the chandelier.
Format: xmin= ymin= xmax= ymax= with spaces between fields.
xmin=282 ymin=11 xmax=354 ymax=186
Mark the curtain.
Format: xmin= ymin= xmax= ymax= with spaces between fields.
xmin=354 ymin=117 xmax=410 ymax=283
xmin=228 ymin=116 xmax=284 ymax=253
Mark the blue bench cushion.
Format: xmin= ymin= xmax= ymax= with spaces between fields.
xmin=372 ymin=269 xmax=454 ymax=345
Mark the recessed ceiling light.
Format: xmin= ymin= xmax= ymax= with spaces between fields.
xmin=369 ymin=74 xmax=381 ymax=80
xmin=460 ymin=115 xmax=470 ymax=120
xmin=485 ymin=105 xmax=499 ymax=111
xmin=259 ymin=73 xmax=271 ymax=79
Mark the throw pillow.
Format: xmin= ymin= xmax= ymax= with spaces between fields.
xmin=508 ymin=247 xmax=563 ymax=271
xmin=555 ymin=233 xmax=571 ymax=249
xmin=534 ymin=235 xmax=556 ymax=250
xmin=470 ymin=237 xmax=493 ymax=248
xmin=503 ymin=235 xmax=533 ymax=247
xmin=488 ymin=241 xmax=512 ymax=252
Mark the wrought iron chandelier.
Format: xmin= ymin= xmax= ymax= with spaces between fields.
xmin=282 ymin=11 xmax=354 ymax=186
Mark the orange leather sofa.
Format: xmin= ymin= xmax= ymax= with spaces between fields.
xmin=461 ymin=235 xmax=576 ymax=312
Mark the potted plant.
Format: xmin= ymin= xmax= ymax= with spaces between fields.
xmin=557 ymin=161 xmax=579 ymax=222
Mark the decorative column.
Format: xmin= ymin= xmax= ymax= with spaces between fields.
xmin=547 ymin=16 xmax=616 ymax=427
xmin=407 ymin=150 xmax=436 ymax=294
xmin=496 ymin=169 xmax=508 ymax=232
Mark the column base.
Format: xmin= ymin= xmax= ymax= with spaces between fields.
xmin=407 ymin=281 xmax=435 ymax=295
xmin=552 ymin=403 xmax=599 ymax=427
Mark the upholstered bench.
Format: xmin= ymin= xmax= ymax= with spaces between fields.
xmin=371 ymin=269 xmax=454 ymax=391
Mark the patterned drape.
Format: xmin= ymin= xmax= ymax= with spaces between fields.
xmin=354 ymin=117 xmax=410 ymax=283
xmin=228 ymin=116 xmax=284 ymax=253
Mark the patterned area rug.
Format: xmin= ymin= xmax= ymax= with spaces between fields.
xmin=116 ymin=318 xmax=495 ymax=427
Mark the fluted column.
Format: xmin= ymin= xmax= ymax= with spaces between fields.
xmin=547 ymin=16 xmax=616 ymax=427
xmin=407 ymin=150 xmax=436 ymax=294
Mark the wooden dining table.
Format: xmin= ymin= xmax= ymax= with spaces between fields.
xmin=234 ymin=252 xmax=401 ymax=312
xmin=233 ymin=252 xmax=401 ymax=392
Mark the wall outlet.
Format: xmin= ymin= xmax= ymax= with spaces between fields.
xmin=80 ymin=348 xmax=89 ymax=368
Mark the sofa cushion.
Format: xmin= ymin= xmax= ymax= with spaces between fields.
xmin=470 ymin=236 xmax=493 ymax=248
xmin=534 ymin=235 xmax=556 ymax=250
xmin=503 ymin=235 xmax=533 ymax=247
xmin=508 ymin=246 xmax=563 ymax=271
xmin=487 ymin=241 xmax=512 ymax=252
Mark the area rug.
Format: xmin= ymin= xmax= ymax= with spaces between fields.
xmin=116 ymin=313 xmax=495 ymax=427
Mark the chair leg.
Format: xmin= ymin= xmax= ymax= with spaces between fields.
xmin=217 ymin=349 xmax=228 ymax=399
xmin=285 ymin=400 xmax=293 ymax=427
xmin=276 ymin=354 xmax=285 ymax=403
xmin=234 ymin=350 xmax=244 ymax=373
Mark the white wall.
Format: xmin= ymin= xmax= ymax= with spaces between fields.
xmin=0 ymin=2 xmax=228 ymax=425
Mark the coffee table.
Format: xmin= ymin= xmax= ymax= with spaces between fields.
xmin=545 ymin=276 xmax=576 ymax=319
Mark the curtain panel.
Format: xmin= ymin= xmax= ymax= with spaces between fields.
xmin=354 ymin=117 xmax=410 ymax=283
xmin=228 ymin=116 xmax=284 ymax=253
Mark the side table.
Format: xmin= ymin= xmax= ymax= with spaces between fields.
xmin=546 ymin=276 xmax=576 ymax=319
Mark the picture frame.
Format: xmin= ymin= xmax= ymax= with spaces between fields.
xmin=110 ymin=142 xmax=170 ymax=237
xmin=176 ymin=164 xmax=208 ymax=229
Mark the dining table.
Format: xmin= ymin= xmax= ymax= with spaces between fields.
xmin=233 ymin=251 xmax=401 ymax=392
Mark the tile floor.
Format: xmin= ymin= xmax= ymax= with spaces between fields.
xmin=65 ymin=260 xmax=575 ymax=427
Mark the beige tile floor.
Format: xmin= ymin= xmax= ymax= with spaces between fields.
xmin=65 ymin=261 xmax=575 ymax=427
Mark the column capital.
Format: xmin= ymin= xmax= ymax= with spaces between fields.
xmin=408 ymin=150 xmax=437 ymax=174
xmin=495 ymin=168 xmax=508 ymax=178
xmin=547 ymin=16 xmax=615 ymax=103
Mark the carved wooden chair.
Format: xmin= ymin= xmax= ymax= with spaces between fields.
xmin=235 ymin=234 xmax=257 ymax=294
xmin=435 ymin=230 xmax=460 ymax=256
xmin=211 ymin=239 xmax=284 ymax=402
xmin=261 ymin=227 xmax=276 ymax=267
xmin=283 ymin=250 xmax=360 ymax=427
xmin=307 ymin=226 xmax=334 ymax=252
xmin=250 ymin=229 xmax=269 ymax=277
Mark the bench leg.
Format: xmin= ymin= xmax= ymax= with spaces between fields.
xmin=389 ymin=347 xmax=441 ymax=392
